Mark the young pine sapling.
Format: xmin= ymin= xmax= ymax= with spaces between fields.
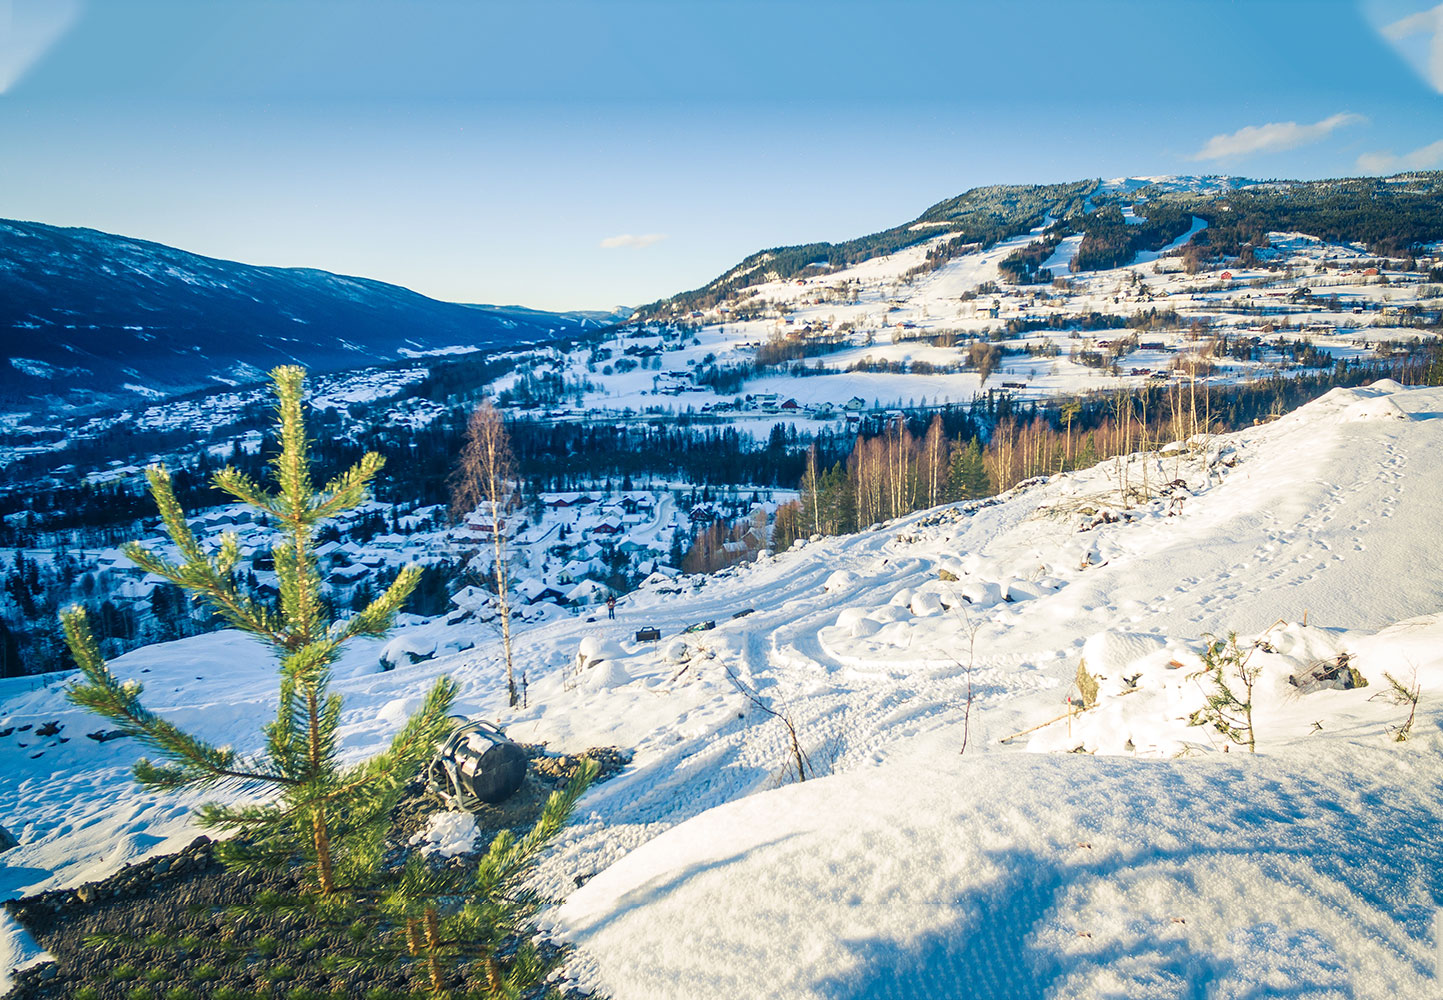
xmin=62 ymin=365 xmax=458 ymax=898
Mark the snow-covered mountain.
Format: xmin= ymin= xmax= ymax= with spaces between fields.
xmin=646 ymin=171 xmax=1443 ymax=319
xmin=0 ymin=219 xmax=625 ymax=412
xmin=5 ymin=379 xmax=1443 ymax=996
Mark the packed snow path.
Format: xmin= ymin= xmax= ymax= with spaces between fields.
xmin=4 ymin=381 xmax=1443 ymax=996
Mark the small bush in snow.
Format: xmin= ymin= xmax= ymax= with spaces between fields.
xmin=1192 ymin=632 xmax=1263 ymax=753
xmin=1383 ymin=671 xmax=1421 ymax=742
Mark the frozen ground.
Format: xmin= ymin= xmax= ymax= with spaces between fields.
xmin=5 ymin=381 xmax=1443 ymax=996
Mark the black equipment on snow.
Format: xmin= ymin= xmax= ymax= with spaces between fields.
xmin=427 ymin=718 xmax=528 ymax=809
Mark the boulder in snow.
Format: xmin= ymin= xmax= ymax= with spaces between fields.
xmin=849 ymin=617 xmax=883 ymax=639
xmin=379 ymin=632 xmax=438 ymax=670
xmin=870 ymin=604 xmax=911 ymax=624
xmin=1289 ymin=653 xmax=1367 ymax=695
xmin=586 ymin=659 xmax=632 ymax=691
xmin=910 ymin=591 xmax=945 ymax=617
xmin=835 ymin=608 xmax=871 ymax=630
xmin=958 ymin=581 xmax=1002 ymax=607
xmin=439 ymin=635 xmax=476 ymax=656
xmin=1004 ymin=580 xmax=1047 ymax=603
xmin=0 ymin=824 xmax=17 ymax=853
xmin=577 ymin=636 xmax=625 ymax=671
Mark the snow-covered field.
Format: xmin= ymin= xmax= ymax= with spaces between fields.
xmin=5 ymin=380 xmax=1443 ymax=995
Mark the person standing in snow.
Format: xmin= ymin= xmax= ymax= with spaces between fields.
xmin=607 ymin=595 xmax=616 ymax=619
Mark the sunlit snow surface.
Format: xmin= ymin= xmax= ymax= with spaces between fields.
xmin=5 ymin=382 xmax=1443 ymax=996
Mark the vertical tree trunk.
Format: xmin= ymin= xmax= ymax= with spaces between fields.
xmin=424 ymin=905 xmax=446 ymax=997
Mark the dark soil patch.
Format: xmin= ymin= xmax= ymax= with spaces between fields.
xmin=4 ymin=744 xmax=629 ymax=1000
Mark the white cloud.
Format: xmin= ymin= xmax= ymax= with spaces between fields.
xmin=1356 ymin=137 xmax=1443 ymax=174
xmin=599 ymin=233 xmax=668 ymax=250
xmin=1189 ymin=112 xmax=1366 ymax=161
xmin=1379 ymin=3 xmax=1443 ymax=92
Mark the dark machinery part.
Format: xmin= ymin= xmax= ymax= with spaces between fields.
xmin=427 ymin=718 xmax=528 ymax=809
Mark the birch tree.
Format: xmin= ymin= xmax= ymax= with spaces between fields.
xmin=451 ymin=401 xmax=520 ymax=707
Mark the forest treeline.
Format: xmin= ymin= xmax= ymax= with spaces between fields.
xmin=774 ymin=347 xmax=1443 ymax=544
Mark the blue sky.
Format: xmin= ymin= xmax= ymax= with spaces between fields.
xmin=1 ymin=0 xmax=1441 ymax=310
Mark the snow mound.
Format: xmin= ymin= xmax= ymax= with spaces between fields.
xmin=410 ymin=810 xmax=479 ymax=858
xmin=1341 ymin=394 xmax=1410 ymax=422
xmin=958 ymin=580 xmax=1002 ymax=606
xmin=577 ymin=636 xmax=624 ymax=669
xmin=848 ymin=617 xmax=882 ymax=639
xmin=1004 ymin=579 xmax=1047 ymax=602
xmin=1359 ymin=378 xmax=1406 ymax=394
xmin=376 ymin=696 xmax=421 ymax=728
xmin=1079 ymin=631 xmax=1168 ymax=678
xmin=868 ymin=604 xmax=910 ymax=624
xmin=834 ymin=608 xmax=871 ymax=630
xmin=585 ymin=659 xmax=632 ymax=691
xmin=1303 ymin=383 xmax=1414 ymax=425
xmin=909 ymin=591 xmax=945 ymax=617
xmin=378 ymin=632 xmax=437 ymax=670
xmin=823 ymin=570 xmax=857 ymax=592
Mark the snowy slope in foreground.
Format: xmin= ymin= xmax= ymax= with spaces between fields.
xmin=557 ymin=738 xmax=1443 ymax=999
xmin=4 ymin=381 xmax=1443 ymax=995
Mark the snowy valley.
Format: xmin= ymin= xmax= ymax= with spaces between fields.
xmin=3 ymin=172 xmax=1443 ymax=998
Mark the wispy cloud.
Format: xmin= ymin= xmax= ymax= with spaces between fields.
xmin=1189 ymin=112 xmax=1366 ymax=161
xmin=1356 ymin=137 xmax=1443 ymax=174
xmin=1380 ymin=2 xmax=1443 ymax=92
xmin=0 ymin=0 xmax=84 ymax=94
xmin=600 ymin=233 xmax=668 ymax=250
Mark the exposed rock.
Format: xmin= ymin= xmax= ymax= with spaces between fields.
xmin=1290 ymin=652 xmax=1367 ymax=694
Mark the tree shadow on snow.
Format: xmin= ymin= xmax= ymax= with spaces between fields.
xmin=806 ymin=850 xmax=1228 ymax=1000
xmin=805 ymin=772 xmax=1443 ymax=1000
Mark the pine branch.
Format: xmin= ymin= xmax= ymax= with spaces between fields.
xmin=212 ymin=465 xmax=281 ymax=517
xmin=340 ymin=565 xmax=423 ymax=640
xmin=63 ymin=606 xmax=296 ymax=791
xmin=312 ymin=453 xmax=385 ymax=520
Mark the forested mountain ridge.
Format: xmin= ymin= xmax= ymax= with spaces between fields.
xmin=0 ymin=219 xmax=621 ymax=412
xmin=644 ymin=172 xmax=1443 ymax=316
xmin=643 ymin=180 xmax=1099 ymax=316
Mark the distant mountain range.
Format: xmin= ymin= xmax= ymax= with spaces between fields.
xmin=0 ymin=219 xmax=628 ymax=413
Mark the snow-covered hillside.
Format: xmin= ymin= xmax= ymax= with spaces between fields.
xmin=490 ymin=202 xmax=1440 ymax=435
xmin=0 ymin=218 xmax=618 ymax=412
xmin=5 ymin=380 xmax=1443 ymax=996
